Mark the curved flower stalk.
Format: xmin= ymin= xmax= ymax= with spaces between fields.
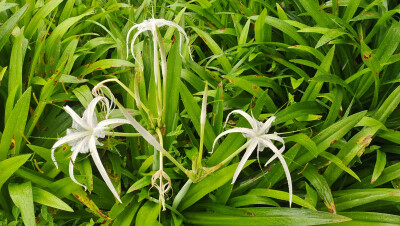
xmin=51 ymin=96 xmax=131 ymax=203
xmin=212 ymin=111 xmax=292 ymax=206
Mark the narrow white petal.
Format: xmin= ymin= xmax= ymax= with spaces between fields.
xmin=225 ymin=110 xmax=259 ymax=131
xmin=89 ymin=136 xmax=122 ymax=203
xmin=211 ymin=127 xmax=256 ymax=153
xmin=96 ymin=118 xmax=131 ymax=128
xmin=69 ymin=138 xmax=89 ymax=191
xmin=261 ymin=134 xmax=285 ymax=166
xmin=231 ymin=139 xmax=258 ymax=184
xmin=51 ymin=148 xmax=58 ymax=169
xmin=261 ymin=139 xmax=292 ymax=207
xmin=160 ymin=20 xmax=192 ymax=59
xmin=260 ymin=116 xmax=276 ymax=133
xmin=51 ymin=131 xmax=90 ymax=150
xmin=126 ymin=24 xmax=140 ymax=58
xmin=264 ymin=145 xmax=285 ymax=167
xmin=130 ymin=30 xmax=146 ymax=68
xmin=51 ymin=131 xmax=90 ymax=168
xmin=63 ymin=106 xmax=89 ymax=130
xmin=119 ymin=103 xmax=164 ymax=152
xmin=261 ymin=134 xmax=284 ymax=143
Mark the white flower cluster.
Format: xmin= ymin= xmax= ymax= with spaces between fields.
xmin=51 ymin=16 xmax=292 ymax=209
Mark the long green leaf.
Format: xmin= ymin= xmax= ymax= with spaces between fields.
xmin=0 ymin=154 xmax=31 ymax=190
xmin=135 ymin=201 xmax=160 ymax=225
xmin=192 ymin=27 xmax=232 ymax=72
xmin=0 ymin=88 xmax=31 ymax=160
xmin=301 ymin=165 xmax=336 ymax=213
xmin=25 ymin=0 xmax=63 ymax=39
xmin=0 ymin=3 xmax=29 ymax=51
xmin=248 ymin=189 xmax=316 ymax=210
xmin=371 ymin=150 xmax=386 ymax=183
xmin=32 ymin=187 xmax=73 ymax=212
xmin=9 ymin=182 xmax=35 ymax=226
xmin=179 ymin=161 xmax=253 ymax=211
xmin=184 ymin=204 xmax=350 ymax=225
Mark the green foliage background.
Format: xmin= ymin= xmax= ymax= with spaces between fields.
xmin=0 ymin=0 xmax=400 ymax=225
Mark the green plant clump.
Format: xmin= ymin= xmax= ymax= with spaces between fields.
xmin=0 ymin=0 xmax=400 ymax=225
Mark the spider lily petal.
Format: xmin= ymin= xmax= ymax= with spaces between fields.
xmin=232 ymin=140 xmax=258 ymax=184
xmin=69 ymin=137 xmax=89 ymax=191
xmin=89 ymin=136 xmax=122 ymax=203
xmin=211 ymin=127 xmax=256 ymax=153
xmin=64 ymin=106 xmax=90 ymax=130
xmin=224 ymin=110 xmax=258 ymax=130
xmin=97 ymin=118 xmax=131 ymax=128
xmin=261 ymin=139 xmax=292 ymax=206
xmin=51 ymin=131 xmax=90 ymax=168
xmin=260 ymin=115 xmax=276 ymax=133
xmin=51 ymin=96 xmax=130 ymax=203
xmin=261 ymin=134 xmax=285 ymax=166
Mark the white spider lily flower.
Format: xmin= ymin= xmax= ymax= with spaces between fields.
xmin=126 ymin=18 xmax=192 ymax=69
xmin=51 ymin=96 xmax=131 ymax=203
xmin=212 ymin=110 xmax=292 ymax=206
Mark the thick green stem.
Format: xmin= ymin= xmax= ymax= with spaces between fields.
xmin=156 ymin=28 xmax=168 ymax=126
xmin=156 ymin=128 xmax=164 ymax=171
xmin=153 ymin=26 xmax=163 ymax=128
xmin=155 ymin=127 xmax=165 ymax=209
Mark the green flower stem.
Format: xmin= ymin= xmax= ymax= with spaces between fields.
xmin=156 ymin=28 xmax=168 ymax=126
xmin=153 ymin=27 xmax=163 ymax=128
xmin=104 ymin=132 xmax=141 ymax=137
xmin=155 ymin=127 xmax=164 ymax=169
xmin=155 ymin=127 xmax=165 ymax=206
xmin=219 ymin=139 xmax=252 ymax=166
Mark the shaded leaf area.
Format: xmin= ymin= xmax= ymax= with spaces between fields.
xmin=0 ymin=0 xmax=399 ymax=224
